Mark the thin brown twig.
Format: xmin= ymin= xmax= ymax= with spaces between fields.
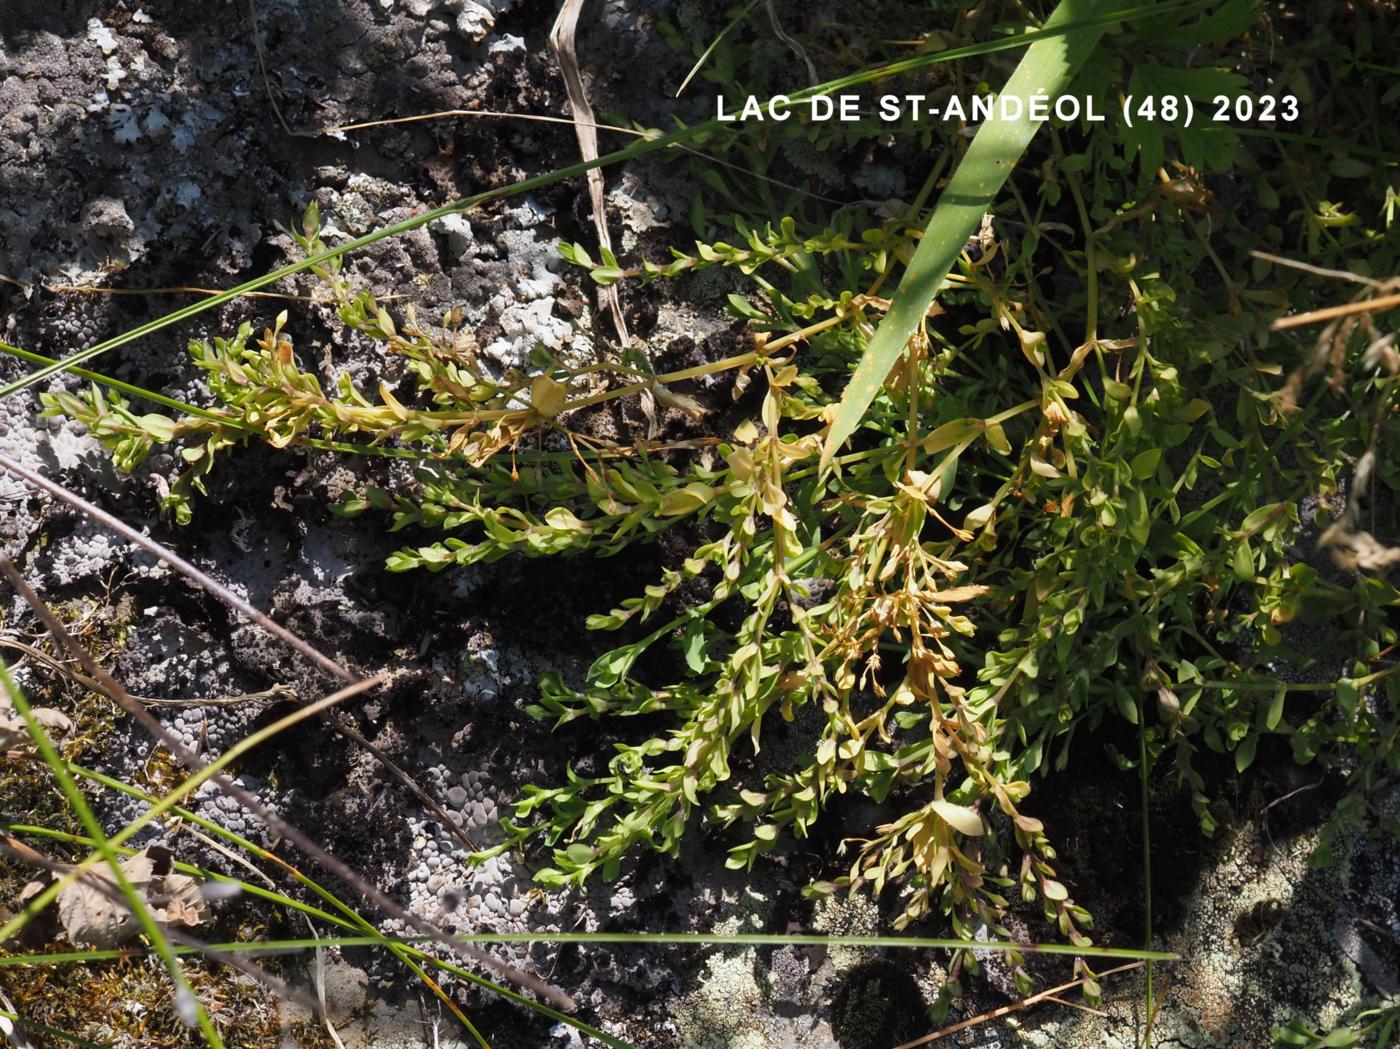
xmin=766 ymin=0 xmax=819 ymax=84
xmin=247 ymin=0 xmax=313 ymax=139
xmin=891 ymin=961 xmax=1145 ymax=1048
xmin=550 ymin=0 xmax=627 ymax=349
xmin=550 ymin=0 xmax=639 ymax=425
xmin=0 ymin=636 xmax=296 ymax=707
xmin=1251 ymin=250 xmax=1384 ymax=287
xmin=324 ymin=108 xmax=639 ymax=138
xmin=243 ymin=0 xmax=841 ymax=224
xmin=333 ymin=717 xmax=480 ymax=853
xmin=1271 ymin=291 xmax=1400 ymax=331
xmin=45 ymin=284 xmax=329 ymax=302
xmin=0 ymin=559 xmax=569 ymax=1008
xmin=0 ymin=452 xmax=349 ymax=681
xmin=1041 ymin=993 xmax=1108 ymax=1017
xmin=322 ymin=108 xmax=852 ymax=208
xmin=0 ymin=455 xmax=475 ymax=856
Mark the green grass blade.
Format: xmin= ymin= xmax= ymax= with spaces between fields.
xmin=0 ymin=659 xmax=226 ymax=1048
xmin=675 ymin=0 xmax=762 ymax=97
xmin=0 ymin=339 xmax=228 ymax=424
xmin=0 ymin=677 xmax=376 ymax=952
xmin=0 ymin=933 xmax=1177 ymax=963
xmin=11 ymin=774 xmax=636 ymax=1049
xmin=820 ymin=0 xmax=1117 ymax=467
xmin=0 ymin=2 xmax=1195 ymax=403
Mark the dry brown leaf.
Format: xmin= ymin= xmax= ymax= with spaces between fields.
xmin=549 ymin=0 xmax=629 ymax=349
xmin=57 ymin=854 xmax=151 ymax=948
xmin=924 ymin=585 xmax=992 ymax=603
xmin=0 ymin=707 xmax=73 ymax=752
xmin=54 ymin=844 xmax=209 ymax=948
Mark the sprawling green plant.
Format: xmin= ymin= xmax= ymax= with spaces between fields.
xmin=39 ymin=0 xmax=1399 ymax=1016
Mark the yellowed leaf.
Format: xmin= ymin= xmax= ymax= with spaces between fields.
xmin=930 ymin=799 xmax=984 ymax=837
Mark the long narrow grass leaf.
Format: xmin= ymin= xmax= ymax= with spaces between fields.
xmin=0 ymin=657 xmax=225 ymax=1047
xmin=16 ymin=771 xmax=634 ymax=1049
xmin=0 ymin=1 xmax=1197 ymax=401
xmin=0 ymin=933 xmax=1177 ymax=963
xmin=820 ymin=0 xmax=1117 ymax=466
xmin=675 ymin=0 xmax=762 ymax=97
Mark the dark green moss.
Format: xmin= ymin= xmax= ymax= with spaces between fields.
xmin=830 ymin=958 xmax=926 ymax=1049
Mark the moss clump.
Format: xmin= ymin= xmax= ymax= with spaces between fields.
xmin=830 ymin=959 xmax=926 ymax=1049
xmin=0 ymin=956 xmax=300 ymax=1048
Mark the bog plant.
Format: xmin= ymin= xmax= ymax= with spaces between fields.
xmin=30 ymin=0 xmax=1400 ymax=1025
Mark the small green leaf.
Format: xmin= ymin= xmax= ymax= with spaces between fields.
xmin=1239 ymin=502 xmax=1286 ymax=538
xmin=1175 ymin=398 xmax=1211 ymax=422
xmin=1122 ymin=404 xmax=1142 ymax=436
xmin=1336 ymin=679 xmax=1358 ymax=718
xmin=682 ymin=620 xmax=708 ymax=674
xmin=139 ymin=414 xmax=179 ymax=442
xmin=1235 ymin=732 xmax=1257 ymax=773
xmin=983 ymin=421 xmax=1011 ymax=454
xmin=1320 ymin=1027 xmax=1360 ymax=1048
xmin=1103 ymin=378 xmax=1131 ymax=400
xmin=1328 ymin=157 xmax=1373 ymax=179
xmin=1264 ymin=685 xmax=1286 ymax=731
xmin=1233 ymin=540 xmax=1254 ymax=582
xmin=1130 ymin=448 xmax=1161 ymax=479
xmin=923 ymin=417 xmax=982 ymax=454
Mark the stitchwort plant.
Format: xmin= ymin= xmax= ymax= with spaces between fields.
xmin=33 ymin=0 xmax=1400 ymax=1023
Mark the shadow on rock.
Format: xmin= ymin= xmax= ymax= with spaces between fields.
xmin=830 ymin=958 xmax=927 ymax=1049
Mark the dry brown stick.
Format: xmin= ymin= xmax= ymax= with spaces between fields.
xmin=550 ymin=0 xmax=633 ymax=352
xmin=0 ymin=636 xmax=296 ymax=707
xmin=1250 ymin=250 xmax=1384 ymax=287
xmin=326 ymin=107 xmax=638 ymax=137
xmin=46 ymin=284 xmax=325 ymax=302
xmin=765 ymin=0 xmax=818 ymax=84
xmin=0 ymin=452 xmax=480 ymax=854
xmin=1041 ymin=993 xmax=1108 ymax=1018
xmin=0 ymin=563 xmax=569 ymax=1009
xmin=323 ymin=108 xmax=851 ymax=208
xmin=0 ymin=452 xmax=348 ymax=681
xmin=331 ymin=717 xmax=480 ymax=852
xmin=891 ymin=961 xmax=1144 ymax=1049
xmin=247 ymin=0 xmax=315 ymax=139
xmin=1271 ymin=291 xmax=1400 ymax=331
